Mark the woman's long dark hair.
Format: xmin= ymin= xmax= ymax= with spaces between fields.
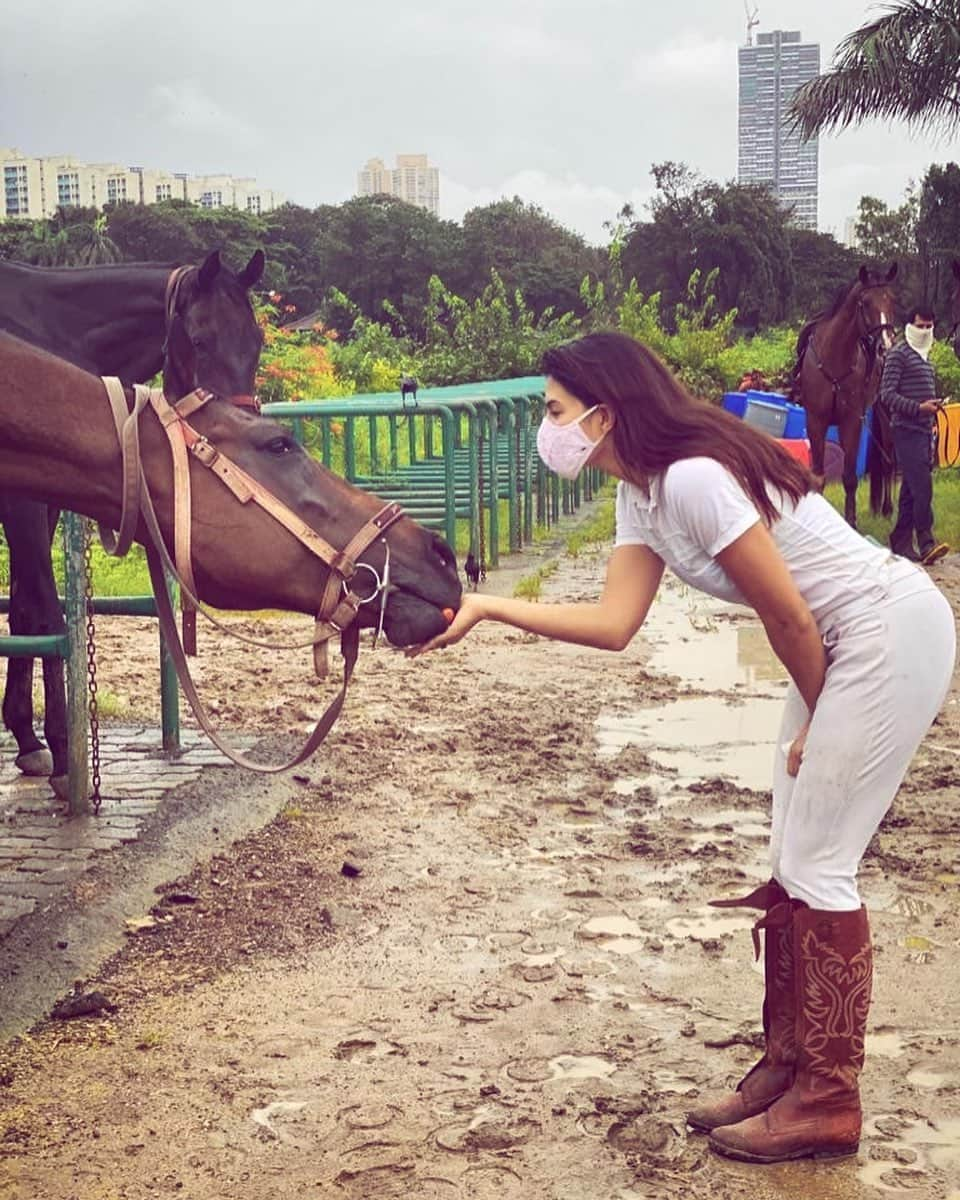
xmin=541 ymin=331 xmax=813 ymax=524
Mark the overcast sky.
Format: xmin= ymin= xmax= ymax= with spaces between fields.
xmin=2 ymin=0 xmax=958 ymax=245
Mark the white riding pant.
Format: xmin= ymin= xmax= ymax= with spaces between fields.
xmin=770 ymin=559 xmax=955 ymax=910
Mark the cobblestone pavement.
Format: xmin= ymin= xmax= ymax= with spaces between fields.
xmin=0 ymin=726 xmax=245 ymax=939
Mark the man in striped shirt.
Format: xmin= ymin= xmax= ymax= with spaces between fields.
xmin=880 ymin=303 xmax=950 ymax=564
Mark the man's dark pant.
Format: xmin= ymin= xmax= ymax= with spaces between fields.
xmin=890 ymin=424 xmax=936 ymax=553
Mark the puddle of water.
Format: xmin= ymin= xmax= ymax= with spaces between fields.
xmin=547 ymin=1054 xmax=616 ymax=1080
xmin=666 ymin=909 xmax=757 ymax=939
xmin=577 ymin=915 xmax=646 ymax=955
xmin=857 ymin=1161 xmax=929 ymax=1192
xmin=251 ymin=1100 xmax=309 ymax=1141
xmin=596 ymin=696 xmax=781 ymax=792
xmin=906 ymin=1067 xmax=955 ymax=1090
xmin=646 ymin=582 xmax=788 ymax=693
xmin=867 ymin=1031 xmax=905 ymax=1058
xmin=689 ymin=808 xmax=769 ymax=838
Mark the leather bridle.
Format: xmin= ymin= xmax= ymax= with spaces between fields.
xmin=88 ymin=265 xmax=407 ymax=770
xmin=96 ymin=376 xmax=405 ymax=770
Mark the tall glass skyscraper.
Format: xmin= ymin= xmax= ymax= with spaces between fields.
xmin=738 ymin=30 xmax=820 ymax=230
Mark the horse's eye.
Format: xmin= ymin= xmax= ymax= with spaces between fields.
xmin=265 ymin=437 xmax=293 ymax=455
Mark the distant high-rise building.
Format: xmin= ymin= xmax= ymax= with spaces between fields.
xmin=357 ymin=154 xmax=439 ymax=216
xmin=738 ymin=30 xmax=820 ymax=230
xmin=0 ymin=148 xmax=283 ymax=221
xmin=842 ymin=216 xmax=860 ymax=249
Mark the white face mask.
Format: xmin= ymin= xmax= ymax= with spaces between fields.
xmin=905 ymin=323 xmax=934 ymax=359
xmin=536 ymin=405 xmax=602 ymax=480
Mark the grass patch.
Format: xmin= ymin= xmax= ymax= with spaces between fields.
xmin=564 ymin=497 xmax=616 ymax=558
xmin=824 ymin=469 xmax=960 ymax=547
xmin=513 ymin=559 xmax=559 ymax=600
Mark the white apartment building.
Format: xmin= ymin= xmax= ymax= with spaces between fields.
xmin=357 ymin=154 xmax=439 ymax=216
xmin=738 ymin=30 xmax=820 ymax=230
xmin=0 ymin=148 xmax=283 ymax=220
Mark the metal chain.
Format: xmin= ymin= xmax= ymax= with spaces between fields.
xmin=82 ymin=520 xmax=102 ymax=814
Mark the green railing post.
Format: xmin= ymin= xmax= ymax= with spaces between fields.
xmin=407 ymin=411 xmax=418 ymax=465
xmin=468 ymin=411 xmax=480 ymax=557
xmin=345 ymin=416 xmax=357 ymax=481
xmin=520 ymin=397 xmax=534 ymax=544
xmin=321 ymin=418 xmax=332 ymax=469
xmin=368 ymin=414 xmax=379 ymax=475
xmin=440 ymin=410 xmax=457 ymax=549
xmin=424 ymin=413 xmax=434 ymax=460
xmin=291 ymin=416 xmax=305 ymax=446
xmin=485 ymin=408 xmax=500 ymax=568
xmin=500 ymin=401 xmax=519 ymax=552
xmin=160 ymin=570 xmax=180 ymax=752
xmin=61 ymin=513 xmax=89 ymax=815
xmin=389 ymin=414 xmax=399 ymax=472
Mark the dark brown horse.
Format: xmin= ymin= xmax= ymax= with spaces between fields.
xmin=0 ymin=332 xmax=460 ymax=672
xmin=793 ymin=264 xmax=898 ymax=527
xmin=0 ymin=252 xmax=265 ymax=792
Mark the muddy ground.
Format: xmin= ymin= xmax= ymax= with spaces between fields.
xmin=0 ymin=532 xmax=959 ymax=1200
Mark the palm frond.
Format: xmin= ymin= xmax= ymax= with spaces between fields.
xmin=788 ymin=0 xmax=960 ymax=139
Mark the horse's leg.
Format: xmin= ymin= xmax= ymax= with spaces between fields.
xmin=1 ymin=500 xmax=67 ymax=794
xmin=839 ymin=415 xmax=862 ymax=528
xmin=805 ymin=398 xmax=829 ymax=493
xmin=2 ymin=501 xmax=51 ymax=775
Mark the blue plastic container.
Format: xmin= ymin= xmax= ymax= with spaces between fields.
xmin=722 ymin=391 xmax=870 ymax=476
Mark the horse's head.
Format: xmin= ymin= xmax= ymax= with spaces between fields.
xmin=164 ymin=403 xmax=462 ymax=646
xmin=164 ymin=250 xmax=265 ymax=404
xmin=857 ymin=262 xmax=898 ymax=350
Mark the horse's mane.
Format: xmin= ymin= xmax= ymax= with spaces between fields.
xmin=822 ymin=280 xmax=857 ymax=320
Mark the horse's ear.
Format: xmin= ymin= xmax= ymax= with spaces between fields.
xmin=197 ymin=250 xmax=222 ymax=291
xmin=238 ymin=249 xmax=265 ymax=290
xmin=858 ymin=265 xmax=870 ymax=286
xmin=952 ymin=258 xmax=960 ymax=281
xmin=886 ymin=261 xmax=899 ymax=281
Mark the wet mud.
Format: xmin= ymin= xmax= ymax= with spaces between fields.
xmin=0 ymin=546 xmax=958 ymax=1199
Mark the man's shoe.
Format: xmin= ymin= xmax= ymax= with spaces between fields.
xmin=920 ymin=542 xmax=949 ymax=565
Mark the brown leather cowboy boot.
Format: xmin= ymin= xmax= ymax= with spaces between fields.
xmin=709 ymin=904 xmax=872 ymax=1163
xmin=686 ymin=880 xmax=796 ymax=1133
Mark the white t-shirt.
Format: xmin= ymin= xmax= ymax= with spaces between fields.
xmin=615 ymin=457 xmax=904 ymax=633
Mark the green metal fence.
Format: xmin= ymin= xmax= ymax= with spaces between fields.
xmin=262 ymin=375 xmax=602 ymax=569
xmin=1 ymin=376 xmax=601 ymax=813
xmin=0 ymin=513 xmax=180 ymax=815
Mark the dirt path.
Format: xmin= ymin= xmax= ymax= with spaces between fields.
xmin=0 ymin=543 xmax=959 ymax=1200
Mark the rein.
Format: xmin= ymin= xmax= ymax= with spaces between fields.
xmin=96 ymin=376 xmax=404 ymax=772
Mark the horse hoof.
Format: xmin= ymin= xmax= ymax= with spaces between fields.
xmin=15 ymin=748 xmax=54 ymax=777
xmin=49 ymin=775 xmax=70 ymax=802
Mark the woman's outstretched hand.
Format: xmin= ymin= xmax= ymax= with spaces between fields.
xmin=405 ymin=593 xmax=488 ymax=658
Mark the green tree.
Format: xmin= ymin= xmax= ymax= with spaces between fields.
xmin=622 ymin=164 xmax=795 ymax=331
xmin=854 ymin=191 xmax=918 ymax=260
xmin=786 ymin=228 xmax=860 ymax=318
xmin=106 ymin=199 xmax=205 ymax=262
xmin=916 ymin=162 xmax=960 ymax=314
xmin=64 ymin=214 xmax=122 ymax=265
xmin=461 ymin=197 xmax=599 ymax=317
xmin=790 ymin=1 xmax=960 ymax=139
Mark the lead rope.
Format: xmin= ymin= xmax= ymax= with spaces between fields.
xmin=82 ymin=520 xmax=102 ymax=814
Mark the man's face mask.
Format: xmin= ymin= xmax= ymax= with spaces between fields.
xmin=537 ymin=405 xmax=604 ymax=479
xmin=905 ymin=322 xmax=935 ymax=359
